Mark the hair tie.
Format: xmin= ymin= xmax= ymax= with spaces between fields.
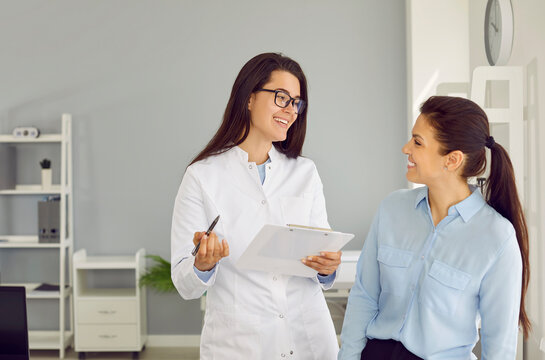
xmin=485 ymin=136 xmax=495 ymax=149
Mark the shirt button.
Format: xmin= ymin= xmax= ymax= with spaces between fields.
xmin=249 ymin=164 xmax=253 ymax=169
xmin=421 ymin=255 xmax=424 ymax=260
xmin=261 ymin=200 xmax=266 ymax=205
xmin=279 ymin=314 xmax=284 ymax=319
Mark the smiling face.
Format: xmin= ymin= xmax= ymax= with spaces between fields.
xmin=247 ymin=70 xmax=301 ymax=144
xmin=402 ymin=114 xmax=449 ymax=185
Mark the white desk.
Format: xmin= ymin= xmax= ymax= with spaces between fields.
xmin=325 ymin=250 xmax=360 ymax=298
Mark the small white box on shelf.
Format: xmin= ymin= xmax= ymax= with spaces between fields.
xmin=41 ymin=168 xmax=52 ymax=189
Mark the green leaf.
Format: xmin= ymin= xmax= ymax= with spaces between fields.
xmin=139 ymin=255 xmax=176 ymax=293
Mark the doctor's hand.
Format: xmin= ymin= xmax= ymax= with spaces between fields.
xmin=193 ymin=231 xmax=229 ymax=272
xmin=301 ymin=251 xmax=342 ymax=276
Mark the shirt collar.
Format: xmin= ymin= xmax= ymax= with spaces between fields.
xmin=414 ymin=186 xmax=428 ymax=209
xmin=455 ymin=185 xmax=487 ymax=222
xmin=414 ymin=185 xmax=486 ymax=223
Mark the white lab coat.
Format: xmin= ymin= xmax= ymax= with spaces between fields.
xmin=171 ymin=145 xmax=339 ymax=360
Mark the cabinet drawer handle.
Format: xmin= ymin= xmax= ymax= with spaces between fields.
xmin=98 ymin=310 xmax=117 ymax=315
xmin=98 ymin=334 xmax=118 ymax=339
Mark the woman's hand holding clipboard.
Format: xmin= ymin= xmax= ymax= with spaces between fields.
xmin=236 ymin=224 xmax=354 ymax=277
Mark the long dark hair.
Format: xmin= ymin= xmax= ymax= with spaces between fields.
xmin=420 ymin=96 xmax=530 ymax=338
xmin=190 ymin=53 xmax=308 ymax=165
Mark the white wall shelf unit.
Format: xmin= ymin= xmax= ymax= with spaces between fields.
xmin=0 ymin=185 xmax=63 ymax=195
xmin=0 ymin=114 xmax=74 ymax=358
xmin=73 ymin=248 xmax=147 ymax=359
xmin=0 ymin=134 xmax=63 ymax=143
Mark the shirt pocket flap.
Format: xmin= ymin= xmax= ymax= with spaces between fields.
xmin=377 ymin=246 xmax=413 ymax=268
xmin=429 ymin=261 xmax=471 ymax=290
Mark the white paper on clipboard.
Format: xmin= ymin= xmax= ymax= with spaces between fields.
xmin=236 ymin=224 xmax=355 ymax=277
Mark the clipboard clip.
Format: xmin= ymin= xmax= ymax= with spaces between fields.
xmin=286 ymin=224 xmax=333 ymax=232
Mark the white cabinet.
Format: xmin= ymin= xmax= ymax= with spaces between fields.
xmin=73 ymin=249 xmax=147 ymax=358
xmin=0 ymin=115 xmax=74 ymax=358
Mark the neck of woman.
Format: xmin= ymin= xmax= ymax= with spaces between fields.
xmin=427 ymin=179 xmax=472 ymax=227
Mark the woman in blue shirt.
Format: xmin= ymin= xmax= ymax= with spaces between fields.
xmin=339 ymin=96 xmax=530 ymax=360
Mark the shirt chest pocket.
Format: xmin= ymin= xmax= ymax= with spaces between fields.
xmin=419 ymin=260 xmax=471 ymax=316
xmin=280 ymin=196 xmax=312 ymax=226
xmin=377 ymin=246 xmax=413 ymax=296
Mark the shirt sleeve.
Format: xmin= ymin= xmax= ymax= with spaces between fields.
xmin=171 ymin=166 xmax=218 ymax=299
xmin=309 ymin=162 xmax=330 ymax=230
xmin=194 ymin=264 xmax=216 ymax=283
xmin=479 ymin=230 xmax=522 ymax=360
xmin=338 ymin=206 xmax=382 ymax=360
xmin=308 ymin=162 xmax=337 ymax=290
xmin=317 ymin=271 xmax=336 ymax=287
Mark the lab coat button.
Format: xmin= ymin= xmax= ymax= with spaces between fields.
xmin=249 ymin=164 xmax=253 ymax=169
xmin=281 ymin=354 xmax=286 ymax=358
xmin=273 ymin=276 xmax=277 ymax=281
xmin=261 ymin=200 xmax=266 ymax=205
xmin=290 ymin=351 xmax=293 ymax=355
xmin=279 ymin=314 xmax=284 ymax=318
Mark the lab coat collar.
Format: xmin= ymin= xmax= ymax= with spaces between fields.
xmin=230 ymin=144 xmax=283 ymax=164
xmin=414 ymin=185 xmax=486 ymax=223
xmin=231 ymin=145 xmax=250 ymax=162
xmin=268 ymin=144 xmax=282 ymax=163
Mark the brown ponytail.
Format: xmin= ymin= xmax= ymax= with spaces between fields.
xmin=486 ymin=142 xmax=531 ymax=337
xmin=420 ymin=96 xmax=531 ymax=338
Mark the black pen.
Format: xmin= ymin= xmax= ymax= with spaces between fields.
xmin=192 ymin=215 xmax=220 ymax=256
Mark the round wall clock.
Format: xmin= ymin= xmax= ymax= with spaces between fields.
xmin=484 ymin=0 xmax=514 ymax=66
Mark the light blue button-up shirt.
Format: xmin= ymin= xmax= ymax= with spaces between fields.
xmin=339 ymin=186 xmax=522 ymax=360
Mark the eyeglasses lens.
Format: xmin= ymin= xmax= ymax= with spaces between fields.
xmin=274 ymin=91 xmax=305 ymax=114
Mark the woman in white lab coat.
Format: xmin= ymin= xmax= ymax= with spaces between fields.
xmin=171 ymin=53 xmax=341 ymax=359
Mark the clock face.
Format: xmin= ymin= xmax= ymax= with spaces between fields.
xmin=484 ymin=0 xmax=514 ymax=66
xmin=485 ymin=0 xmax=502 ymax=64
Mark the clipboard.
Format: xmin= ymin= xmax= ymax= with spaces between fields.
xmin=236 ymin=224 xmax=355 ymax=277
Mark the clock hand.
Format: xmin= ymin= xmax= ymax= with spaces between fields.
xmin=490 ymin=22 xmax=498 ymax=32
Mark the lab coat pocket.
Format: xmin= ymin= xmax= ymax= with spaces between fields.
xmin=420 ymin=260 xmax=471 ymax=316
xmin=203 ymin=310 xmax=262 ymax=358
xmin=377 ymin=246 xmax=413 ymax=296
xmin=280 ymin=196 xmax=312 ymax=226
xmin=301 ymin=306 xmax=339 ymax=359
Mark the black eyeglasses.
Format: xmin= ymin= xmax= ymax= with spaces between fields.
xmin=257 ymin=89 xmax=306 ymax=114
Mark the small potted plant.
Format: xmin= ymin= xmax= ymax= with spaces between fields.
xmin=139 ymin=255 xmax=176 ymax=293
xmin=40 ymin=158 xmax=52 ymax=189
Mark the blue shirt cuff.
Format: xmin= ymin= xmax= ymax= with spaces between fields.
xmin=194 ymin=265 xmax=216 ymax=282
xmin=317 ymin=271 xmax=336 ymax=284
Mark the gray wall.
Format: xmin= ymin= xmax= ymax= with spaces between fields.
xmin=0 ymin=0 xmax=407 ymax=334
